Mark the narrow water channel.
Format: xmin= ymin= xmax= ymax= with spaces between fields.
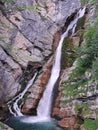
xmin=5 ymin=7 xmax=86 ymax=130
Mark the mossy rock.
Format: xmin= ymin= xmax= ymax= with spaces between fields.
xmin=83 ymin=118 xmax=98 ymax=130
xmin=61 ymin=15 xmax=86 ymax=70
xmin=0 ymin=122 xmax=13 ymax=130
xmin=74 ymin=102 xmax=94 ymax=116
xmin=62 ymin=78 xmax=88 ymax=99
xmin=61 ymin=37 xmax=76 ymax=69
xmin=75 ymin=15 xmax=86 ymax=32
xmin=0 ymin=122 xmax=4 ymax=129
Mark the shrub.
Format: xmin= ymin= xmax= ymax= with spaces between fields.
xmin=84 ymin=119 xmax=98 ymax=130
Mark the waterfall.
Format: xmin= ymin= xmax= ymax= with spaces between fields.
xmin=37 ymin=7 xmax=86 ymax=118
xmin=7 ymin=7 xmax=86 ymax=122
xmin=7 ymin=71 xmax=38 ymax=116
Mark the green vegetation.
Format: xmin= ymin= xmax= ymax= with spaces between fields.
xmin=15 ymin=4 xmax=39 ymax=11
xmin=62 ymin=3 xmax=98 ymax=129
xmin=70 ymin=57 xmax=92 ymax=80
xmin=2 ymin=0 xmax=13 ymax=3
xmin=61 ymin=16 xmax=86 ymax=70
xmin=84 ymin=119 xmax=98 ymax=130
xmin=81 ymin=0 xmax=89 ymax=4
xmin=20 ymin=70 xmax=33 ymax=89
xmin=61 ymin=37 xmax=76 ymax=69
xmin=75 ymin=16 xmax=85 ymax=32
xmin=81 ymin=0 xmax=96 ymax=4
xmin=0 ymin=122 xmax=4 ymax=129
xmin=92 ymin=58 xmax=98 ymax=81
xmin=81 ymin=0 xmax=98 ymax=9
xmin=1 ymin=0 xmax=39 ymax=12
xmin=63 ymin=78 xmax=88 ymax=98
xmin=70 ymin=17 xmax=98 ymax=82
xmin=75 ymin=102 xmax=94 ymax=116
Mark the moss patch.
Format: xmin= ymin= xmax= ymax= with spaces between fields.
xmin=62 ymin=78 xmax=88 ymax=98
xmin=84 ymin=118 xmax=98 ymax=130
xmin=0 ymin=122 xmax=4 ymax=129
xmin=75 ymin=15 xmax=86 ymax=32
xmin=75 ymin=102 xmax=94 ymax=116
xmin=61 ymin=37 xmax=76 ymax=69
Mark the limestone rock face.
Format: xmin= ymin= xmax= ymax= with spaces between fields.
xmin=0 ymin=0 xmax=81 ymax=113
xmin=4 ymin=0 xmax=81 ymax=60
xmin=0 ymin=11 xmax=41 ymax=68
xmin=52 ymin=4 xmax=98 ymax=130
xmin=0 ymin=46 xmax=22 ymax=101
xmin=22 ymin=56 xmax=53 ymax=114
xmin=0 ymin=0 xmax=83 ymax=124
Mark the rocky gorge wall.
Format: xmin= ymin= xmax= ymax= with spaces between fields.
xmin=0 ymin=0 xmax=81 ymax=100
xmin=52 ymin=3 xmax=98 ymax=130
xmin=0 ymin=0 xmax=81 ymax=118
xmin=0 ymin=0 xmax=98 ymax=130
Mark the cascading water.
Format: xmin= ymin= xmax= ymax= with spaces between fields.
xmin=7 ymin=71 xmax=38 ymax=116
xmin=5 ymin=7 xmax=86 ymax=130
xmin=37 ymin=6 xmax=86 ymax=118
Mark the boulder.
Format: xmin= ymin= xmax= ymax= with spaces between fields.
xmin=58 ymin=116 xmax=77 ymax=129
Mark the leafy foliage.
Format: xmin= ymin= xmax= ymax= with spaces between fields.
xmin=81 ymin=0 xmax=89 ymax=3
xmin=84 ymin=119 xmax=98 ymax=130
xmin=92 ymin=58 xmax=98 ymax=81
xmin=2 ymin=0 xmax=13 ymax=3
xmin=70 ymin=56 xmax=92 ymax=79
xmin=72 ymin=18 xmax=98 ymax=80
xmin=1 ymin=0 xmax=39 ymax=11
xmin=62 ymin=15 xmax=98 ymax=129
xmin=81 ymin=0 xmax=97 ymax=4
xmin=16 ymin=4 xmax=39 ymax=11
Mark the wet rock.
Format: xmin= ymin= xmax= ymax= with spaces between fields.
xmin=52 ymin=108 xmax=60 ymax=117
xmin=22 ymin=56 xmax=53 ymax=114
xmin=53 ymin=32 xmax=61 ymax=51
xmin=27 ymin=61 xmax=42 ymax=70
xmin=0 ymin=103 xmax=9 ymax=120
xmin=0 ymin=122 xmax=13 ymax=130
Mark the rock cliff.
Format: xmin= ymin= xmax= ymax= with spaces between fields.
xmin=52 ymin=3 xmax=98 ymax=130
xmin=0 ymin=0 xmax=80 ymax=101
xmin=0 ymin=0 xmax=98 ymax=130
xmin=0 ymin=0 xmax=80 ymax=117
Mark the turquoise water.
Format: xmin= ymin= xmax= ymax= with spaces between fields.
xmin=5 ymin=116 xmax=62 ymax=130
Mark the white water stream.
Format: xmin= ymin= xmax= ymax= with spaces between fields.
xmin=37 ymin=7 xmax=86 ymax=118
xmin=8 ymin=7 xmax=86 ymax=123
xmin=7 ymin=72 xmax=38 ymax=116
